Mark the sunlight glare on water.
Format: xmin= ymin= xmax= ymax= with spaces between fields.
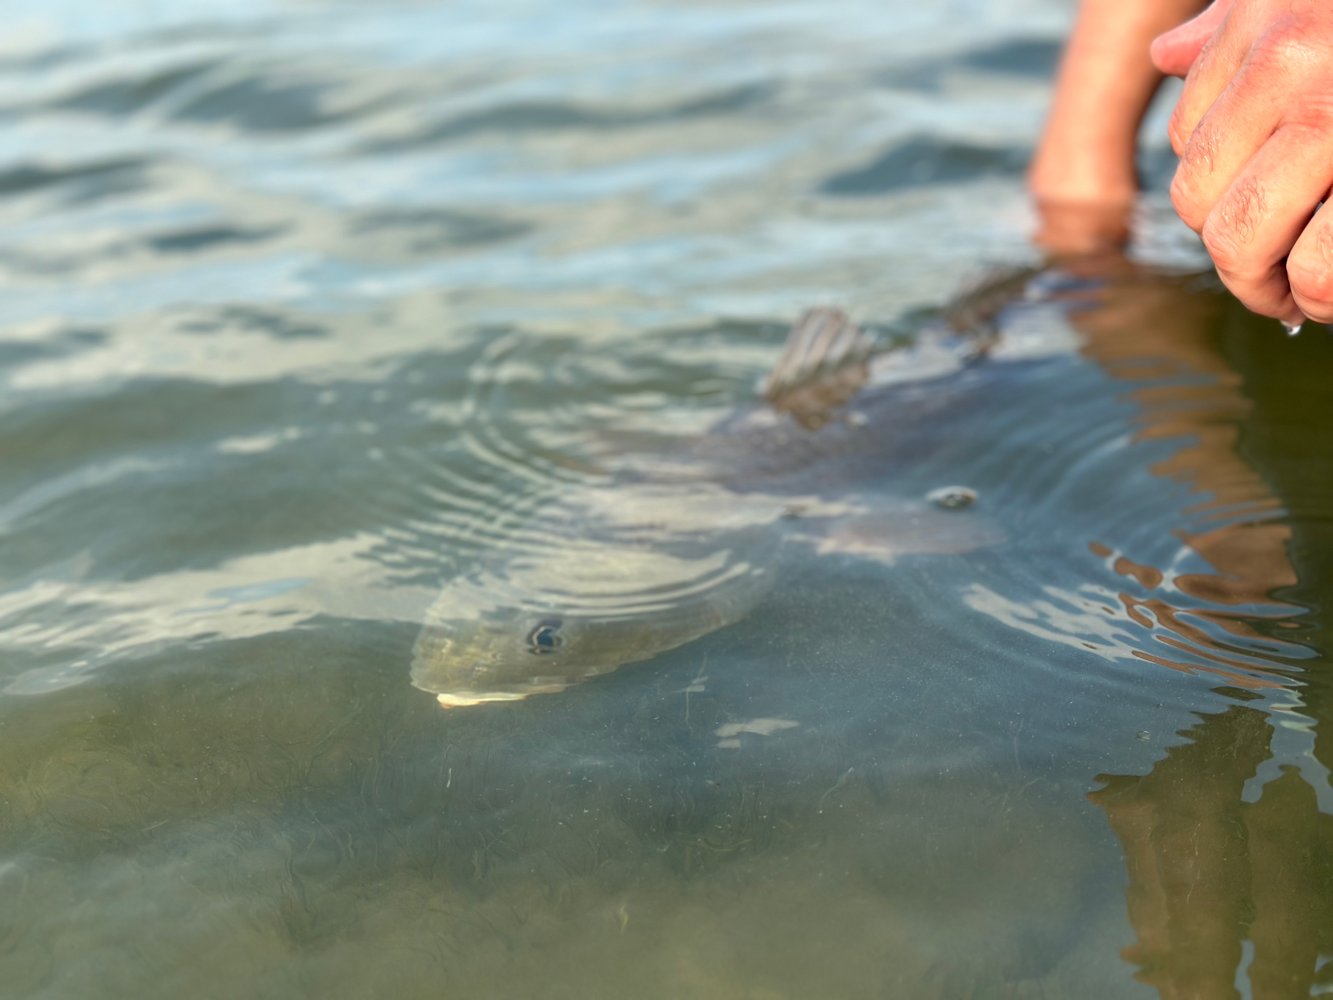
xmin=3 ymin=2 xmax=1333 ymax=999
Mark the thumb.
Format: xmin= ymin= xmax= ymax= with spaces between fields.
xmin=1150 ymin=1 xmax=1234 ymax=77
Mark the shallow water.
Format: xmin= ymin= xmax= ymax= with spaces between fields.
xmin=4 ymin=2 xmax=1333 ymax=998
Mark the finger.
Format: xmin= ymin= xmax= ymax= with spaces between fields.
xmin=1287 ymin=198 xmax=1333 ymax=323
xmin=1170 ymin=58 xmax=1284 ymax=231
xmin=1166 ymin=3 xmax=1258 ymax=154
xmin=1151 ymin=0 xmax=1235 ymax=77
xmin=1198 ymin=125 xmax=1330 ymax=322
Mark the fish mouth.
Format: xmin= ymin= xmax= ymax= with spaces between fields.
xmin=434 ymin=680 xmax=571 ymax=709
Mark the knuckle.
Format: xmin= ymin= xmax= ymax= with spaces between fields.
xmin=1201 ymin=224 xmax=1243 ymax=277
xmin=1180 ymin=121 xmax=1219 ymax=177
xmin=1206 ymin=176 xmax=1267 ymax=257
xmin=1169 ymin=126 xmax=1224 ymax=231
xmin=1216 ymin=269 xmax=1287 ymax=319
xmin=1169 ymin=172 xmax=1207 ymax=232
xmin=1167 ymin=113 xmax=1190 ymax=156
xmin=1249 ymin=31 xmax=1319 ymax=80
xmin=1276 ymin=116 xmax=1332 ymax=144
xmin=1289 ymin=232 xmax=1333 ymax=318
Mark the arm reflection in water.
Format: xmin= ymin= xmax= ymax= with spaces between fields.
xmin=1046 ymin=233 xmax=1333 ymax=997
xmin=1091 ymin=706 xmax=1333 ymax=998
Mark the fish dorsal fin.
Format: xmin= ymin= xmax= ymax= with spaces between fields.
xmin=761 ymin=307 xmax=875 ymax=430
xmin=939 ymin=264 xmax=1042 ymax=343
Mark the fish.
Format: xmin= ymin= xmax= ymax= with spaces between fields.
xmin=413 ymin=269 xmax=1043 ymax=707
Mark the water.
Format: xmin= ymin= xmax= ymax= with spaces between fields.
xmin=3 ymin=2 xmax=1333 ymax=998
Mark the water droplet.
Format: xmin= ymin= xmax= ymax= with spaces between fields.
xmin=927 ymin=485 xmax=978 ymax=510
xmin=1283 ymin=319 xmax=1303 ymax=337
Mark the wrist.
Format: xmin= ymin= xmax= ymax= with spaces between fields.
xmin=1030 ymin=121 xmax=1139 ymax=207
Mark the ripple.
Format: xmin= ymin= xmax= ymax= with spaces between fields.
xmin=357 ymin=81 xmax=778 ymax=154
xmin=49 ymin=58 xmax=220 ymax=116
xmin=819 ymin=136 xmax=1029 ymax=197
xmin=167 ymin=72 xmax=395 ymax=133
xmin=0 ymin=156 xmax=152 ymax=204
xmin=955 ymin=36 xmax=1062 ymax=77
xmin=142 ymin=223 xmax=284 ymax=256
xmin=949 ymin=268 xmax=1318 ymax=696
xmin=348 ymin=208 xmax=532 ymax=253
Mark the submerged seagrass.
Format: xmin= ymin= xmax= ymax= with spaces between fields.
xmin=411 ymin=275 xmax=1041 ymax=706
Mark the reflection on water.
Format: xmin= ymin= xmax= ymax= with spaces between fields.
xmin=964 ymin=272 xmax=1313 ymax=705
xmin=1071 ymin=264 xmax=1333 ymax=999
xmin=1094 ymin=704 xmax=1333 ymax=998
xmin=2 ymin=0 xmax=1333 ymax=997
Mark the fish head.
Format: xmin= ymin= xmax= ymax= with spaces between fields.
xmin=411 ymin=528 xmax=776 ymax=708
xmin=412 ymin=595 xmax=670 ymax=708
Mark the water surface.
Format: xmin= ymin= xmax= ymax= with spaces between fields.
xmin=3 ymin=2 xmax=1333 ymax=998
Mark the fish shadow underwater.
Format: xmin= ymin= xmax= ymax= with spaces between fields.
xmin=412 ymin=267 xmax=1079 ymax=708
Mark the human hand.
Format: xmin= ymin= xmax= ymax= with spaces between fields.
xmin=1150 ymin=0 xmax=1333 ymax=326
xmin=1148 ymin=0 xmax=1233 ymax=75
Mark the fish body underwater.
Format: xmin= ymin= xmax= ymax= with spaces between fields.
xmin=413 ymin=274 xmax=1041 ymax=707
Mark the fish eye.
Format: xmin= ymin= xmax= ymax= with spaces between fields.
xmin=526 ymin=618 xmax=565 ymax=655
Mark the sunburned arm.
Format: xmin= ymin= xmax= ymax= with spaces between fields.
xmin=1030 ymin=0 xmax=1207 ymax=250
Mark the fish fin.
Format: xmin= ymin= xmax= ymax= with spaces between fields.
xmin=761 ymin=307 xmax=875 ymax=430
xmin=936 ymin=264 xmax=1044 ymax=356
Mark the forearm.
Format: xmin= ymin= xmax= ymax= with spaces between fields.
xmin=1031 ymin=0 xmax=1207 ymax=206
